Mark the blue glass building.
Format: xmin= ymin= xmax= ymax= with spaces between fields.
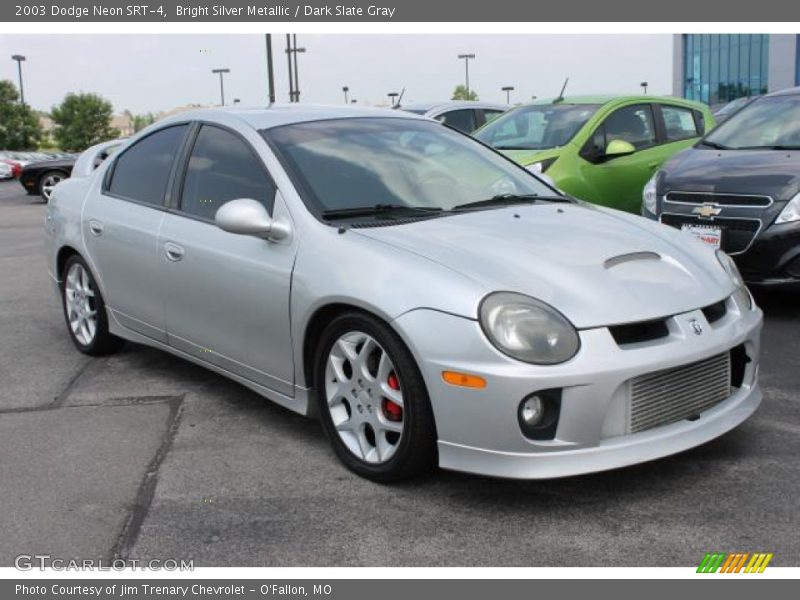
xmin=673 ymin=34 xmax=800 ymax=106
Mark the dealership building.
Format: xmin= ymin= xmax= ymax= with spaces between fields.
xmin=672 ymin=34 xmax=800 ymax=105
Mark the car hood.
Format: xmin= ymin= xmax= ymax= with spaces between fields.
xmin=353 ymin=204 xmax=733 ymax=328
xmin=662 ymin=147 xmax=800 ymax=201
xmin=500 ymin=148 xmax=563 ymax=166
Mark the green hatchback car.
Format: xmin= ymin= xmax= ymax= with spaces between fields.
xmin=474 ymin=95 xmax=715 ymax=213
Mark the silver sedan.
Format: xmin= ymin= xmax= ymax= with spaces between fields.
xmin=44 ymin=106 xmax=762 ymax=482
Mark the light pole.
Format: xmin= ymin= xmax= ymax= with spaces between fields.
xmin=457 ymin=53 xmax=475 ymax=98
xmin=286 ymin=35 xmax=306 ymax=102
xmin=11 ymin=54 xmax=26 ymax=105
xmin=212 ymin=68 xmax=230 ymax=106
xmin=342 ymin=86 xmax=349 ymax=104
xmin=501 ymin=86 xmax=514 ymax=104
xmin=640 ymin=81 xmax=648 ymax=95
xmin=388 ymin=92 xmax=399 ymax=107
xmin=265 ymin=34 xmax=275 ymax=104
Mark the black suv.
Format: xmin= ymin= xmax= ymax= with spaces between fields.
xmin=643 ymin=87 xmax=800 ymax=286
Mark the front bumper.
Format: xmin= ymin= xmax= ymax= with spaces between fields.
xmin=647 ymin=199 xmax=800 ymax=286
xmin=393 ymin=295 xmax=762 ymax=479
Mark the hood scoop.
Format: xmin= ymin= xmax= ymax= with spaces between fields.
xmin=604 ymin=251 xmax=661 ymax=270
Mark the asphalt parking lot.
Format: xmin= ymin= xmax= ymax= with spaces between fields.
xmin=0 ymin=178 xmax=798 ymax=568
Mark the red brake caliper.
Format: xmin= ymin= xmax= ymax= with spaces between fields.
xmin=382 ymin=372 xmax=403 ymax=422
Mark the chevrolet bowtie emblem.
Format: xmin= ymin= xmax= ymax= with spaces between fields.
xmin=693 ymin=204 xmax=722 ymax=218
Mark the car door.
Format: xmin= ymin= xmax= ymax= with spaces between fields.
xmin=575 ymin=103 xmax=662 ymax=212
xmin=158 ymin=123 xmax=296 ymax=397
xmin=83 ymin=124 xmax=189 ymax=342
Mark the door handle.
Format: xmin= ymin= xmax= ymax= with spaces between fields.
xmin=164 ymin=242 xmax=185 ymax=262
xmin=88 ymin=220 xmax=104 ymax=236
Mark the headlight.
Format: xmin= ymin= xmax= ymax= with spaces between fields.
xmin=479 ymin=292 xmax=580 ymax=364
xmin=525 ymin=157 xmax=557 ymax=175
xmin=716 ymin=250 xmax=753 ymax=310
xmin=643 ymin=173 xmax=658 ymax=214
xmin=776 ymin=191 xmax=800 ymax=225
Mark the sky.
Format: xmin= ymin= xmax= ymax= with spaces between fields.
xmin=0 ymin=34 xmax=674 ymax=114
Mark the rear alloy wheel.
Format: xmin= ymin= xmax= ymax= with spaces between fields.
xmin=39 ymin=170 xmax=66 ymax=202
xmin=61 ymin=255 xmax=123 ymax=356
xmin=315 ymin=313 xmax=437 ymax=482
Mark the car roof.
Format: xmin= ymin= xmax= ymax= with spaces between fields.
xmin=157 ymin=104 xmax=429 ymax=131
xmin=765 ymin=86 xmax=800 ymax=97
xmin=400 ymin=101 xmax=508 ymax=113
xmin=529 ymin=95 xmax=706 ymax=108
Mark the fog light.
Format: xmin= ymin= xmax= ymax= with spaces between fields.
xmin=517 ymin=389 xmax=562 ymax=441
xmin=520 ymin=395 xmax=544 ymax=426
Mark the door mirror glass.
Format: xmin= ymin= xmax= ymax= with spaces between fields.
xmin=604 ymin=139 xmax=636 ymax=158
xmin=215 ymin=198 xmax=283 ymax=239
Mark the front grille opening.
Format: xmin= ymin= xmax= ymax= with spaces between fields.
xmin=610 ymin=319 xmax=670 ymax=346
xmin=630 ymin=352 xmax=732 ymax=434
xmin=702 ymin=300 xmax=727 ymax=325
xmin=665 ymin=192 xmax=771 ymax=207
xmin=731 ymin=344 xmax=750 ymax=388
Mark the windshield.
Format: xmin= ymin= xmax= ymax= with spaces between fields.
xmin=475 ymin=104 xmax=600 ymax=150
xmin=704 ymin=95 xmax=800 ymax=149
xmin=262 ymin=118 xmax=556 ymax=216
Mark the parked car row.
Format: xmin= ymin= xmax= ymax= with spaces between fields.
xmin=45 ymin=105 xmax=762 ymax=482
xmin=644 ymin=87 xmax=800 ymax=286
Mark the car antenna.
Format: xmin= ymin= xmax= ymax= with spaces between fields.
xmin=393 ymin=87 xmax=406 ymax=109
xmin=554 ymin=77 xmax=569 ymax=104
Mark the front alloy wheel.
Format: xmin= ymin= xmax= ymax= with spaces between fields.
xmin=325 ymin=331 xmax=405 ymax=464
xmin=315 ymin=312 xmax=437 ymax=482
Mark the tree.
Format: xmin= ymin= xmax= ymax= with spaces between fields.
xmin=51 ymin=92 xmax=119 ymax=152
xmin=451 ymin=85 xmax=479 ymax=101
xmin=0 ymin=80 xmax=43 ymax=150
xmin=132 ymin=112 xmax=156 ymax=133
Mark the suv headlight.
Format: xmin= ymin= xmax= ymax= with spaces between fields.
xmin=479 ymin=292 xmax=580 ymax=364
xmin=716 ymin=250 xmax=753 ymax=310
xmin=643 ymin=173 xmax=658 ymax=214
xmin=776 ymin=191 xmax=800 ymax=225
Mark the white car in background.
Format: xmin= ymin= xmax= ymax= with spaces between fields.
xmin=400 ymin=101 xmax=508 ymax=133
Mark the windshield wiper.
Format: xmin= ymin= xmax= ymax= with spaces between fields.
xmin=698 ymin=140 xmax=731 ymax=150
xmin=735 ymin=145 xmax=800 ymax=151
xmin=321 ymin=204 xmax=443 ymax=220
xmin=452 ymin=193 xmax=570 ymax=212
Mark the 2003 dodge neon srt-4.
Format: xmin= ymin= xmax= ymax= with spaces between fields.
xmin=44 ymin=106 xmax=763 ymax=482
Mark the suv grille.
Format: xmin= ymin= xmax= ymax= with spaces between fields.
xmin=660 ymin=213 xmax=760 ymax=254
xmin=665 ymin=191 xmax=772 ymax=207
xmin=630 ymin=352 xmax=731 ymax=434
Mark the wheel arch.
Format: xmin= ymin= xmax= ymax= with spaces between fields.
xmin=56 ymin=245 xmax=80 ymax=281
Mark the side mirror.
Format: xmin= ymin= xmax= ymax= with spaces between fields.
xmin=604 ymin=139 xmax=636 ymax=158
xmin=214 ymin=198 xmax=290 ymax=241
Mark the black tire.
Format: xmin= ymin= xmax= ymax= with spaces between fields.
xmin=314 ymin=311 xmax=438 ymax=482
xmin=38 ymin=170 xmax=68 ymax=203
xmin=61 ymin=255 xmax=124 ymax=356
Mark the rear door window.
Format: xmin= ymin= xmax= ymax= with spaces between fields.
xmin=436 ymin=109 xmax=478 ymax=133
xmin=661 ymin=105 xmax=701 ymax=141
xmin=107 ymin=125 xmax=187 ymax=206
xmin=108 ymin=125 xmax=187 ymax=206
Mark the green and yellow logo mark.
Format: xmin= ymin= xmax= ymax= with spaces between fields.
xmin=697 ymin=552 xmax=773 ymax=573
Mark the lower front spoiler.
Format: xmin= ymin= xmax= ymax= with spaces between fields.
xmin=438 ymin=383 xmax=762 ymax=480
